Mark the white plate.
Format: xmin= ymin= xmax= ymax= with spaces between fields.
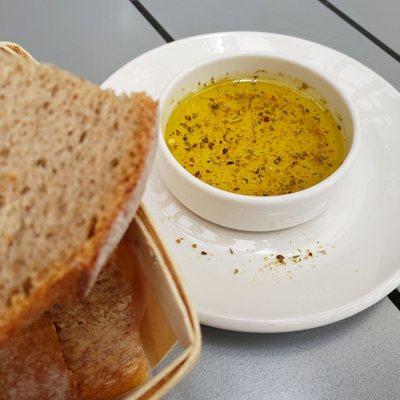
xmin=103 ymin=32 xmax=400 ymax=333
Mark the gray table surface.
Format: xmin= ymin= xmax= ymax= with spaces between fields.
xmin=331 ymin=0 xmax=400 ymax=55
xmin=1 ymin=1 xmax=399 ymax=399
xmin=162 ymin=300 xmax=400 ymax=400
xmin=0 ymin=0 xmax=164 ymax=83
xmin=141 ymin=0 xmax=400 ymax=90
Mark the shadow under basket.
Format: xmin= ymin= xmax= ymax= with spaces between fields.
xmin=0 ymin=41 xmax=201 ymax=400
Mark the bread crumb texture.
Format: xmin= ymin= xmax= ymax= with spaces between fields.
xmin=51 ymin=259 xmax=149 ymax=400
xmin=0 ymin=55 xmax=157 ymax=340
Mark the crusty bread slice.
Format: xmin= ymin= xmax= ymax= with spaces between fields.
xmin=0 ymin=42 xmax=34 ymax=60
xmin=0 ymin=315 xmax=78 ymax=400
xmin=0 ymin=55 xmax=157 ymax=342
xmin=51 ymin=256 xmax=149 ymax=400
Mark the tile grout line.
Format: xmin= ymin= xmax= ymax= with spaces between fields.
xmin=318 ymin=0 xmax=400 ymax=63
xmin=388 ymin=290 xmax=400 ymax=311
xmin=318 ymin=0 xmax=400 ymax=308
xmin=128 ymin=0 xmax=400 ymax=310
xmin=129 ymin=0 xmax=174 ymax=43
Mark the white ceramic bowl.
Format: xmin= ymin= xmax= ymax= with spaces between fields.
xmin=157 ymin=52 xmax=360 ymax=231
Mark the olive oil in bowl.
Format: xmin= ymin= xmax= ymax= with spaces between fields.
xmin=165 ymin=77 xmax=345 ymax=196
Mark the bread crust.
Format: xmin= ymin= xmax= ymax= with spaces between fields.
xmin=0 ymin=315 xmax=78 ymax=400
xmin=51 ymin=259 xmax=149 ymax=400
xmin=0 ymin=56 xmax=157 ymax=343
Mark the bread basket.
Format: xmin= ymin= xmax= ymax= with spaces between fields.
xmin=0 ymin=41 xmax=201 ymax=400
xmin=122 ymin=207 xmax=201 ymax=399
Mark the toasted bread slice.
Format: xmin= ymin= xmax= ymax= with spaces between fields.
xmin=51 ymin=257 xmax=149 ymax=400
xmin=0 ymin=55 xmax=157 ymax=342
xmin=0 ymin=315 xmax=78 ymax=400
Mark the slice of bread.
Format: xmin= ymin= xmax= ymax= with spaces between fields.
xmin=51 ymin=256 xmax=149 ymax=400
xmin=0 ymin=55 xmax=157 ymax=342
xmin=0 ymin=315 xmax=78 ymax=400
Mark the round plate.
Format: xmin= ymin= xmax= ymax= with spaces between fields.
xmin=103 ymin=32 xmax=400 ymax=332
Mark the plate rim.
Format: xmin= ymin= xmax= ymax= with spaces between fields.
xmin=102 ymin=30 xmax=400 ymax=97
xmin=103 ymin=31 xmax=400 ymax=332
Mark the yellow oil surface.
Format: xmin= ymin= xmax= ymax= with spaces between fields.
xmin=165 ymin=78 xmax=345 ymax=196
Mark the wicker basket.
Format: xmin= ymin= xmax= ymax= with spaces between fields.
xmin=122 ymin=207 xmax=200 ymax=399
xmin=0 ymin=41 xmax=201 ymax=400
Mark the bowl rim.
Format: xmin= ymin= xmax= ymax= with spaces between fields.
xmin=158 ymin=50 xmax=360 ymax=205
